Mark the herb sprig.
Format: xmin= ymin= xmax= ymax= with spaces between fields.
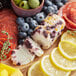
xmin=0 ymin=31 xmax=13 ymax=61
xmin=67 ymin=30 xmax=76 ymax=36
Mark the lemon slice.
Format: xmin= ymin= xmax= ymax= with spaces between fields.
xmin=11 ymin=69 xmax=23 ymax=76
xmin=40 ymin=55 xmax=70 ymax=76
xmin=59 ymin=41 xmax=76 ymax=60
xmin=61 ymin=30 xmax=76 ymax=44
xmin=50 ymin=48 xmax=76 ymax=71
xmin=28 ymin=61 xmax=45 ymax=76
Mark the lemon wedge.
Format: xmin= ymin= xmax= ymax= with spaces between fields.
xmin=58 ymin=41 xmax=76 ymax=60
xmin=0 ymin=63 xmax=16 ymax=75
xmin=40 ymin=55 xmax=70 ymax=76
xmin=0 ymin=69 xmax=8 ymax=76
xmin=0 ymin=63 xmax=23 ymax=76
xmin=61 ymin=30 xmax=76 ymax=44
xmin=50 ymin=48 xmax=76 ymax=71
xmin=28 ymin=61 xmax=46 ymax=76
xmin=11 ymin=69 xmax=23 ymax=76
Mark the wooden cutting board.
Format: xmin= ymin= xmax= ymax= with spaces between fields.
xmin=5 ymin=38 xmax=76 ymax=76
xmin=3 ymin=0 xmax=76 ymax=76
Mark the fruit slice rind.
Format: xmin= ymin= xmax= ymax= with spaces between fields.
xmin=40 ymin=55 xmax=50 ymax=76
xmin=40 ymin=55 xmax=71 ymax=76
xmin=61 ymin=31 xmax=76 ymax=44
xmin=58 ymin=41 xmax=76 ymax=60
xmin=28 ymin=61 xmax=46 ymax=76
xmin=28 ymin=61 xmax=40 ymax=76
xmin=50 ymin=48 xmax=76 ymax=71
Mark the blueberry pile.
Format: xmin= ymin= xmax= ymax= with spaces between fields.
xmin=42 ymin=0 xmax=58 ymax=15
xmin=17 ymin=12 xmax=47 ymax=44
xmin=16 ymin=16 xmax=38 ymax=44
xmin=16 ymin=0 xmax=68 ymax=45
xmin=42 ymin=0 xmax=68 ymax=15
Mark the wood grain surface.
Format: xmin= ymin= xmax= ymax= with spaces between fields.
xmin=3 ymin=0 xmax=76 ymax=76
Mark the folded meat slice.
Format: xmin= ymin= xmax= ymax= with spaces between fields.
xmin=11 ymin=45 xmax=35 ymax=66
xmin=32 ymin=14 xmax=65 ymax=49
xmin=24 ymin=37 xmax=44 ymax=57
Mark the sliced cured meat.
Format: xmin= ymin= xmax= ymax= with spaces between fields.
xmin=0 ymin=16 xmax=16 ymax=22
xmin=0 ymin=41 xmax=3 ymax=47
xmin=63 ymin=14 xmax=76 ymax=29
xmin=60 ymin=2 xmax=76 ymax=17
xmin=64 ymin=20 xmax=76 ymax=30
xmin=1 ymin=21 xmax=17 ymax=35
xmin=0 ymin=38 xmax=7 ymax=43
xmin=0 ymin=34 xmax=17 ymax=61
xmin=69 ymin=8 xmax=76 ymax=24
xmin=0 ymin=9 xmax=18 ymax=61
xmin=0 ymin=9 xmax=17 ymax=21
xmin=58 ymin=2 xmax=76 ymax=30
xmin=0 ymin=22 xmax=17 ymax=45
xmin=0 ymin=37 xmax=12 ymax=61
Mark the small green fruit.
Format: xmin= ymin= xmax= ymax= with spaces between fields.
xmin=28 ymin=0 xmax=40 ymax=9
xmin=14 ymin=0 xmax=21 ymax=5
xmin=19 ymin=1 xmax=30 ymax=9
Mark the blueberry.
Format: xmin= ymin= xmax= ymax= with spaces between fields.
xmin=25 ymin=17 xmax=33 ymax=23
xmin=61 ymin=0 xmax=68 ymax=4
xmin=21 ymin=23 xmax=29 ymax=32
xmin=52 ymin=4 xmax=58 ymax=11
xmin=18 ymin=39 xmax=24 ymax=45
xmin=18 ymin=25 xmax=22 ymax=32
xmin=46 ymin=6 xmax=55 ymax=14
xmin=56 ymin=2 xmax=63 ymax=8
xmin=35 ymin=12 xmax=45 ymax=23
xmin=32 ymin=15 xmax=37 ymax=20
xmin=27 ymin=29 xmax=33 ymax=36
xmin=53 ymin=0 xmax=62 ymax=3
xmin=30 ymin=20 xmax=38 ymax=29
xmin=19 ymin=32 xmax=27 ymax=38
xmin=42 ymin=6 xmax=48 ymax=12
xmin=44 ymin=0 xmax=52 ymax=6
xmin=16 ymin=17 xmax=25 ymax=25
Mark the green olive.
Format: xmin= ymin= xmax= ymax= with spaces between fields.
xmin=28 ymin=0 xmax=40 ymax=9
xmin=19 ymin=1 xmax=30 ymax=9
xmin=14 ymin=0 xmax=21 ymax=5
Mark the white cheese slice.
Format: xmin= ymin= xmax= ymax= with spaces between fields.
xmin=25 ymin=37 xmax=44 ymax=57
xmin=11 ymin=45 xmax=35 ymax=65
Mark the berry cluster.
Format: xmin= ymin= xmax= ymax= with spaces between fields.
xmin=42 ymin=0 xmax=68 ymax=15
xmin=16 ymin=0 xmax=68 ymax=45
xmin=16 ymin=16 xmax=41 ymax=44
